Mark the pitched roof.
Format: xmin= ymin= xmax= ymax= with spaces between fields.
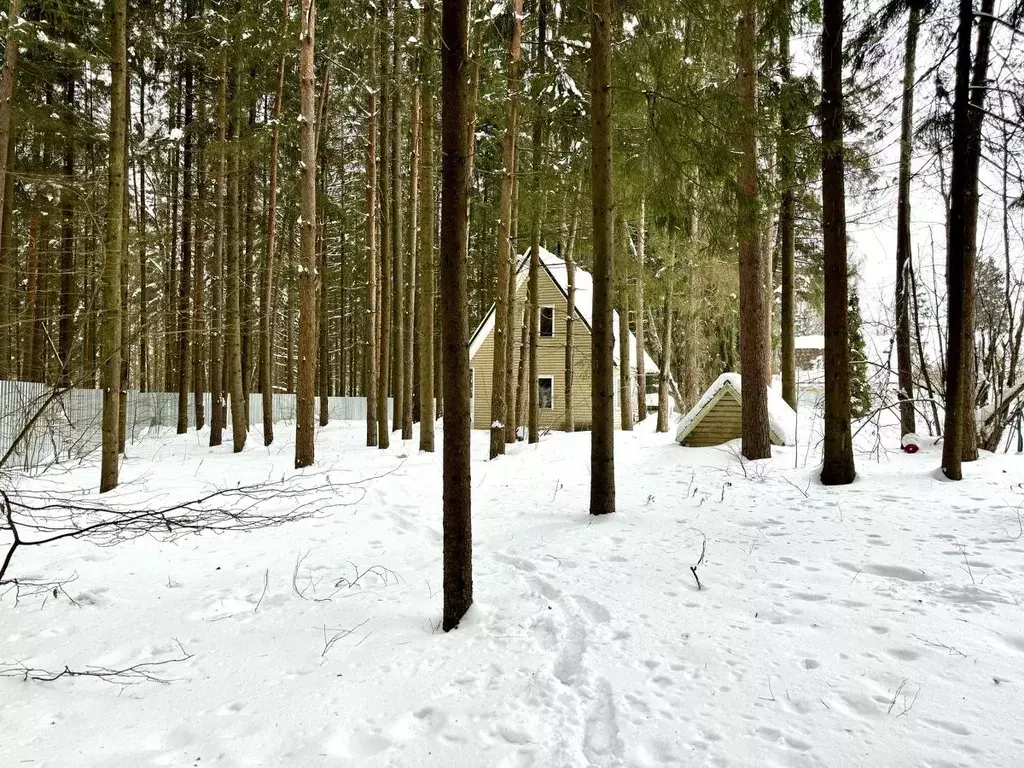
xmin=468 ymin=246 xmax=659 ymax=373
xmin=674 ymin=373 xmax=796 ymax=447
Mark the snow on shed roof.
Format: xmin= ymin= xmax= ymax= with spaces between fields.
xmin=675 ymin=373 xmax=797 ymax=447
xmin=468 ymin=246 xmax=659 ymax=373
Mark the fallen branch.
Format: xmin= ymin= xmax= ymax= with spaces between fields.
xmin=321 ymin=618 xmax=371 ymax=657
xmin=1 ymin=640 xmax=193 ymax=686
xmin=690 ymin=531 xmax=707 ymax=591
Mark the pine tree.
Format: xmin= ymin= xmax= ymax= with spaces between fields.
xmin=848 ymin=287 xmax=871 ymax=419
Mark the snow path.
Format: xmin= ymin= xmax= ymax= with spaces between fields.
xmin=3 ymin=420 xmax=1024 ymax=766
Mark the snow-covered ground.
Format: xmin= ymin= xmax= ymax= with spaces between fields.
xmin=3 ymin=414 xmax=1024 ymax=767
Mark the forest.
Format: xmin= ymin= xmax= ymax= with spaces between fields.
xmin=2 ymin=0 xmax=1024 ymax=763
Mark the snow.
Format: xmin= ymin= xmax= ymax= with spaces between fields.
xmin=468 ymin=246 xmax=659 ymax=374
xmin=796 ymin=334 xmax=825 ymax=350
xmin=676 ymin=373 xmax=797 ymax=446
xmin=4 ymin=418 xmax=1024 ymax=766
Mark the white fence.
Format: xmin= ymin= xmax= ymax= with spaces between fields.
xmin=0 ymin=380 xmax=391 ymax=471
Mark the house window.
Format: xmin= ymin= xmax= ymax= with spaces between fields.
xmin=538 ymin=376 xmax=554 ymax=410
xmin=540 ymin=306 xmax=555 ymax=338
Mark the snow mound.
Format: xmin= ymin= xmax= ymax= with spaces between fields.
xmin=675 ymin=372 xmax=796 ymax=447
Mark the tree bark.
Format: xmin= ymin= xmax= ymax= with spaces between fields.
xmin=193 ymin=92 xmax=207 ymax=431
xmin=100 ymin=0 xmax=127 ymax=492
xmin=366 ymin=38 xmax=380 ymax=447
xmin=940 ymin=0 xmax=976 ymax=480
xmin=634 ymin=200 xmax=647 ymax=423
xmin=261 ymin=0 xmax=290 ymax=446
xmin=589 ymin=0 xmax=615 ymax=515
xmin=564 ymin=215 xmax=576 ymax=432
xmin=377 ymin=0 xmax=393 ymax=450
xmin=440 ymin=0 xmax=473 ymax=631
xmin=527 ymin=0 xmax=548 ymax=446
xmin=295 ymin=0 xmax=318 ymax=468
xmin=403 ymin=22 xmax=421 ymax=441
xmin=418 ymin=0 xmax=436 ymax=452
xmin=210 ymin=53 xmax=227 ymax=447
xmin=820 ymin=0 xmax=856 ymax=485
xmin=392 ymin=7 xmax=406 ymax=437
xmin=317 ymin=154 xmax=329 ymax=428
xmin=489 ymin=0 xmax=523 ymax=459
xmin=618 ymin=282 xmax=632 ymax=430
xmin=895 ymin=4 xmax=921 ymax=437
xmin=656 ymin=262 xmax=674 ymax=433
xmin=961 ymin=0 xmax=995 ymax=462
xmin=736 ymin=2 xmax=771 ymax=461
xmin=177 ymin=22 xmax=194 ymax=435
xmin=226 ymin=51 xmax=247 ymax=454
xmin=58 ymin=77 xmax=75 ymax=386
xmin=779 ymin=0 xmax=797 ymax=411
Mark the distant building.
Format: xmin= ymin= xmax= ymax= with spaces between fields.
xmin=468 ymin=247 xmax=658 ymax=431
xmin=675 ymin=373 xmax=796 ymax=447
xmin=795 ymin=335 xmax=825 ymax=371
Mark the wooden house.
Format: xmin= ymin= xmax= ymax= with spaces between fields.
xmin=468 ymin=247 xmax=658 ymax=432
xmin=675 ymin=373 xmax=796 ymax=447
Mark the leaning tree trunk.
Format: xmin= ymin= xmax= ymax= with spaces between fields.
xmin=779 ymin=0 xmax=798 ymax=411
xmin=261 ymin=0 xmax=289 ymax=446
xmin=295 ymin=0 xmax=318 ymax=468
xmin=226 ymin=54 xmax=247 ymax=454
xmin=820 ymin=0 xmax=856 ymax=485
xmin=489 ymin=0 xmax=523 ymax=459
xmin=736 ymin=1 xmax=771 ymax=461
xmin=634 ymin=200 xmax=647 ymax=423
xmin=418 ymin=0 xmax=437 ymax=452
xmin=589 ymin=0 xmax=616 ymax=515
xmin=365 ymin=35 xmax=380 ymax=448
xmin=99 ymin=0 xmax=127 ymax=493
xmin=940 ymin=0 xmax=976 ymax=480
xmin=439 ymin=0 xmax=473 ymax=631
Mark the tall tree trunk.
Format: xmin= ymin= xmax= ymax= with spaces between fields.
xmin=503 ymin=177 xmax=521 ymax=444
xmin=589 ymin=0 xmax=615 ymax=515
xmin=166 ymin=86 xmax=180 ymax=393
xmin=295 ymin=0 xmax=318 ymax=467
xmin=940 ymin=0 xmax=975 ymax=480
xmin=736 ymin=1 xmax=771 ymax=461
xmin=119 ymin=79 xmax=130 ymax=453
xmin=634 ymin=200 xmax=647 ymax=423
xmin=820 ymin=0 xmax=856 ymax=485
xmin=100 ymin=0 xmax=127 ymax=492
xmin=404 ymin=28 xmax=421 ymax=441
xmin=618 ymin=280 xmax=632 ymax=430
xmin=0 ymin=0 xmax=21 ymax=376
xmin=366 ymin=36 xmax=380 ymax=448
xmin=440 ymin=0 xmax=473 ymax=631
xmin=58 ymin=78 xmax=75 ymax=386
xmin=261 ymin=0 xmax=289 ymax=445
xmin=137 ymin=74 xmax=149 ymax=393
xmin=226 ymin=52 xmax=247 ymax=453
xmin=564 ymin=218 xmax=576 ymax=432
xmin=177 ymin=25 xmax=194 ymax=435
xmin=961 ymin=0 xmax=995 ymax=462
xmin=210 ymin=53 xmax=227 ymax=447
xmin=377 ymin=0 xmax=393 ymax=450
xmin=23 ymin=211 xmax=38 ymax=381
xmin=317 ymin=155 xmax=329 ymax=428
xmin=489 ymin=0 xmax=523 ymax=459
xmin=779 ymin=0 xmax=797 ymax=411
xmin=894 ymin=4 xmax=921 ymax=437
xmin=656 ymin=264 xmax=674 ymax=433
xmin=193 ymin=93 xmax=207 ymax=430
xmin=515 ymin=303 xmax=528 ymax=434
xmin=527 ymin=0 xmax=548 ymax=445
xmin=417 ymin=0 xmax=436 ymax=452
xmin=392 ymin=10 xmax=406 ymax=437
xmin=0 ymin=136 xmax=13 ymax=380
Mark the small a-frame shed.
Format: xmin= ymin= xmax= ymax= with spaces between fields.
xmin=675 ymin=373 xmax=796 ymax=447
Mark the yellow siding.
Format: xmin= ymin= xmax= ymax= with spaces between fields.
xmin=470 ymin=267 xmax=598 ymax=431
xmin=686 ymin=392 xmax=743 ymax=447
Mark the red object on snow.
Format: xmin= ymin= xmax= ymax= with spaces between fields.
xmin=901 ymin=433 xmax=922 ymax=453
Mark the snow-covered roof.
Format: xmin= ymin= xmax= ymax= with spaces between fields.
xmin=469 ymin=246 xmax=659 ymax=374
xmin=795 ymin=335 xmax=825 ymax=350
xmin=675 ymin=373 xmax=796 ymax=447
